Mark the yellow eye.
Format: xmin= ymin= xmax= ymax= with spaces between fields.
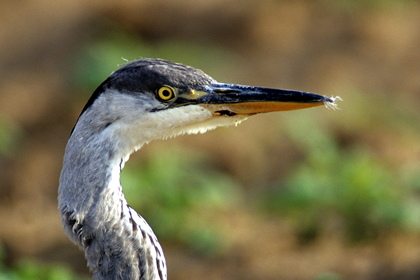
xmin=157 ymin=86 xmax=176 ymax=101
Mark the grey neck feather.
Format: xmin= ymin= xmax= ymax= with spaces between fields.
xmin=58 ymin=103 xmax=166 ymax=280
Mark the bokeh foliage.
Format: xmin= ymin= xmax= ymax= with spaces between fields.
xmin=260 ymin=113 xmax=420 ymax=242
xmin=0 ymin=245 xmax=87 ymax=280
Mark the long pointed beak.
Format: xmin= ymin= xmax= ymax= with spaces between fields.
xmin=178 ymin=83 xmax=335 ymax=115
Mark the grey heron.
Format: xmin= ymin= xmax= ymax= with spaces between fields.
xmin=58 ymin=58 xmax=337 ymax=280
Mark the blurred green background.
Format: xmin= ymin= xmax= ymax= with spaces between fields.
xmin=0 ymin=0 xmax=419 ymax=279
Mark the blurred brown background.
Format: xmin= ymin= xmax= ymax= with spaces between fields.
xmin=0 ymin=0 xmax=419 ymax=279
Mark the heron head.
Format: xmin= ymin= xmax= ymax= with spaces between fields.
xmin=74 ymin=58 xmax=336 ymax=151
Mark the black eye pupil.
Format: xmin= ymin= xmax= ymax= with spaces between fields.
xmin=158 ymin=86 xmax=175 ymax=101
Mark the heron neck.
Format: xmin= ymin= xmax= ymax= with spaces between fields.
xmin=59 ymin=128 xmax=123 ymax=215
xmin=58 ymin=127 xmax=166 ymax=279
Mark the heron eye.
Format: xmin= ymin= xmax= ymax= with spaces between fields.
xmin=157 ymin=86 xmax=176 ymax=101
